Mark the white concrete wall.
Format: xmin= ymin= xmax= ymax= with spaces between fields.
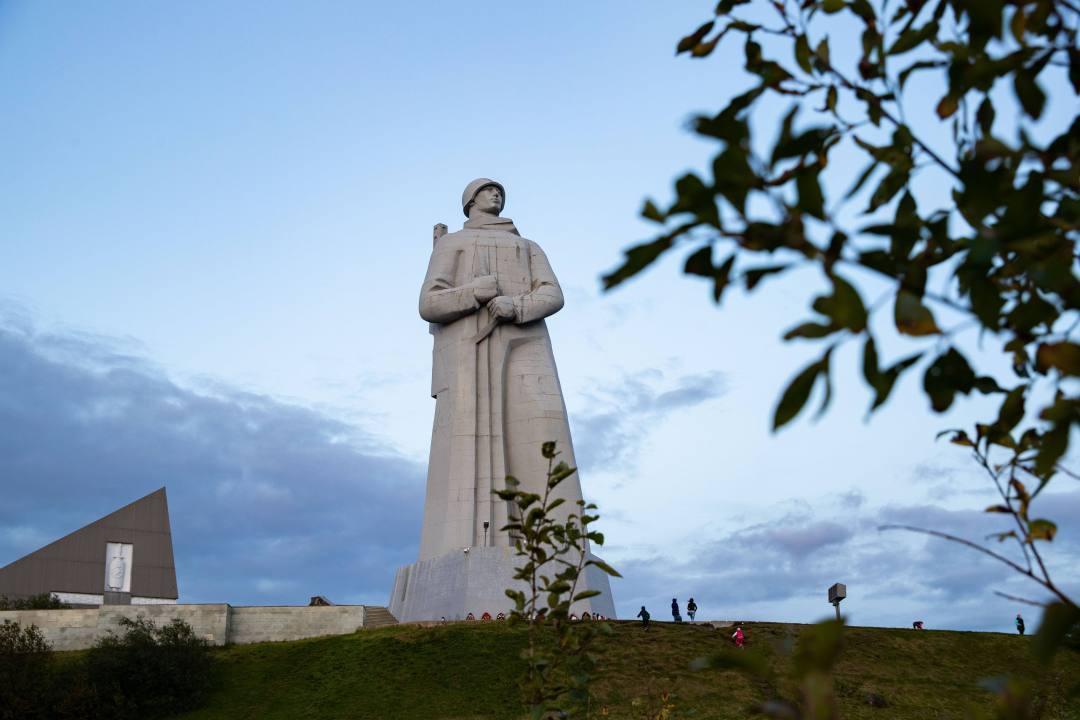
xmin=0 ymin=604 xmax=372 ymax=651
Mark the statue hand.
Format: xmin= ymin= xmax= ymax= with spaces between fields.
xmin=473 ymin=275 xmax=498 ymax=304
xmin=488 ymin=296 xmax=516 ymax=321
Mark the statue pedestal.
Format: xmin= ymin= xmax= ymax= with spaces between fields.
xmin=389 ymin=546 xmax=616 ymax=622
xmin=103 ymin=591 xmax=131 ymax=605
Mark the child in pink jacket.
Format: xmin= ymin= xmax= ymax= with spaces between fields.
xmin=732 ymin=626 xmax=745 ymax=648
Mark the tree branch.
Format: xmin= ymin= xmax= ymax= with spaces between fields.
xmin=879 ymin=524 xmax=1076 ymax=607
xmin=993 ymin=590 xmax=1047 ymax=608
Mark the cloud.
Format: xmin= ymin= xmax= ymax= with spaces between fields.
xmin=0 ymin=318 xmax=425 ymax=606
xmin=736 ymin=518 xmax=854 ymax=559
xmin=570 ymin=368 xmax=727 ymax=471
xmin=609 ymin=489 xmax=1080 ymax=630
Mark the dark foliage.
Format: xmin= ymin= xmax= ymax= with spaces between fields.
xmin=606 ymin=0 xmax=1077 ymax=475
xmin=497 ymin=441 xmax=620 ymax=718
xmin=610 ymin=1 xmax=1077 ymax=717
xmin=0 ymin=615 xmax=213 ymax=720
xmin=0 ymin=593 xmax=70 ymax=610
xmin=0 ymin=620 xmax=54 ymax=720
xmin=86 ymin=615 xmax=214 ymax=720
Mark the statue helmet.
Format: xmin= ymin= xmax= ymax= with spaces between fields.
xmin=461 ymin=177 xmax=505 ymax=217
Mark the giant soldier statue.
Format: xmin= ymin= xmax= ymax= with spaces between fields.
xmin=389 ymin=178 xmax=615 ymax=621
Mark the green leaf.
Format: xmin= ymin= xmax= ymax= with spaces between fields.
xmin=1035 ymin=342 xmax=1080 ymax=376
xmin=684 ymin=245 xmax=713 ymax=277
xmin=898 ymin=60 xmax=945 ymax=89
xmin=947 ymin=430 xmax=974 ymax=447
xmin=677 ymin=20 xmax=714 ymax=55
xmin=602 ymin=236 xmax=673 ymax=290
xmin=784 ymin=321 xmax=838 ymax=340
xmin=671 ymin=172 xmax=718 ymax=225
xmin=691 ymin=36 xmax=721 ymax=58
xmin=1070 ymin=48 xmax=1080 ymax=94
xmin=867 ymin=166 xmax=910 ymax=212
xmin=868 ymin=351 xmax=920 ymax=411
xmin=1035 ymin=417 xmax=1071 ymax=476
xmin=586 ymin=558 xmax=622 ymax=578
xmin=772 ymin=127 xmax=833 ymax=166
xmin=795 ymin=35 xmax=813 ymax=74
xmin=1014 ymin=69 xmax=1046 ymax=119
xmin=888 ymin=21 xmax=938 ymax=55
xmin=774 ymin=356 xmax=825 ymax=429
xmin=994 ymin=386 xmax=1026 ymax=432
xmin=712 ymin=145 xmax=756 ymax=214
xmin=976 ymin=97 xmax=995 ymax=134
xmin=862 ymin=334 xmax=880 ymax=383
xmin=936 ymin=93 xmax=959 ymax=119
xmin=573 ymin=590 xmax=601 ymax=602
xmin=845 ymin=160 xmax=879 ymax=200
xmin=816 ymin=347 xmax=834 ymax=418
xmin=822 ymin=0 xmax=845 ymax=14
xmin=894 ymin=290 xmax=940 ymax=336
xmin=715 ymin=0 xmax=751 ymax=13
xmin=744 ymin=264 xmax=790 ymax=290
xmin=812 ymin=275 xmax=867 ymax=331
xmin=711 ymin=255 xmax=736 ymax=303
xmin=923 ymin=348 xmax=976 ymax=412
xmin=1032 ymin=603 xmax=1080 ymax=664
xmin=796 ymin=167 xmax=826 ymax=219
xmin=815 ymin=37 xmax=831 ymax=69
xmin=1027 ymin=519 xmax=1057 ymax=542
xmin=849 ymin=0 xmax=875 ymax=23
xmin=641 ymin=199 xmax=665 ymax=223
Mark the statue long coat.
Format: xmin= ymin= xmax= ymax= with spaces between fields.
xmin=417 ymin=214 xmax=584 ymax=561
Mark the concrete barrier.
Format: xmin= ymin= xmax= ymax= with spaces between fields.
xmin=0 ymin=604 xmax=380 ymax=651
xmin=228 ymin=605 xmax=365 ymax=644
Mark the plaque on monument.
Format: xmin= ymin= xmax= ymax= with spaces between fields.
xmin=104 ymin=542 xmax=133 ymax=593
xmin=389 ymin=179 xmax=616 ymax=622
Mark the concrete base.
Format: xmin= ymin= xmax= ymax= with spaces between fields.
xmin=389 ymin=546 xmax=616 ymax=622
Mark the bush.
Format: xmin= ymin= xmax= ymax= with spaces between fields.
xmin=86 ymin=613 xmax=212 ymax=720
xmin=0 ymin=620 xmax=55 ymax=720
xmin=86 ymin=615 xmax=214 ymax=719
xmin=0 ymin=592 xmax=70 ymax=610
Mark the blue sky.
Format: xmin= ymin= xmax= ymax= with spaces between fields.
xmin=1 ymin=1 xmax=1077 ymax=630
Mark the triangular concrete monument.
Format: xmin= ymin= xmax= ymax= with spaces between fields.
xmin=0 ymin=487 xmax=178 ymax=605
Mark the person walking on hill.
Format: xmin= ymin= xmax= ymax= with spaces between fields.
xmin=637 ymin=606 xmax=651 ymax=631
xmin=732 ymin=626 xmax=745 ymax=649
xmin=671 ymin=598 xmax=681 ymax=623
xmin=1016 ymin=613 xmax=1026 ymax=636
xmin=687 ymin=598 xmax=698 ymax=622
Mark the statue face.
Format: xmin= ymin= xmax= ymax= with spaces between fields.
xmin=470 ymin=185 xmax=503 ymax=216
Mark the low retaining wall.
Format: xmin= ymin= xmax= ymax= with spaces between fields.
xmin=0 ymin=604 xmax=373 ymax=651
xmin=228 ymin=605 xmax=367 ymax=644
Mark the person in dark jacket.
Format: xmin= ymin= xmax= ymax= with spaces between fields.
xmin=637 ymin=606 xmax=651 ymax=630
xmin=671 ymin=598 xmax=681 ymax=623
xmin=1016 ymin=613 xmax=1025 ymax=635
xmin=687 ymin=598 xmax=698 ymax=622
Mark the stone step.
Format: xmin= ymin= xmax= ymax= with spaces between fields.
xmin=363 ymin=606 xmax=399 ymax=628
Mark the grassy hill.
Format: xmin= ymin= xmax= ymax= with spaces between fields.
xmin=174 ymin=620 xmax=1080 ymax=720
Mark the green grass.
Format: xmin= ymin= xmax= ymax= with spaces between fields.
xmin=173 ymin=620 xmax=1080 ymax=720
